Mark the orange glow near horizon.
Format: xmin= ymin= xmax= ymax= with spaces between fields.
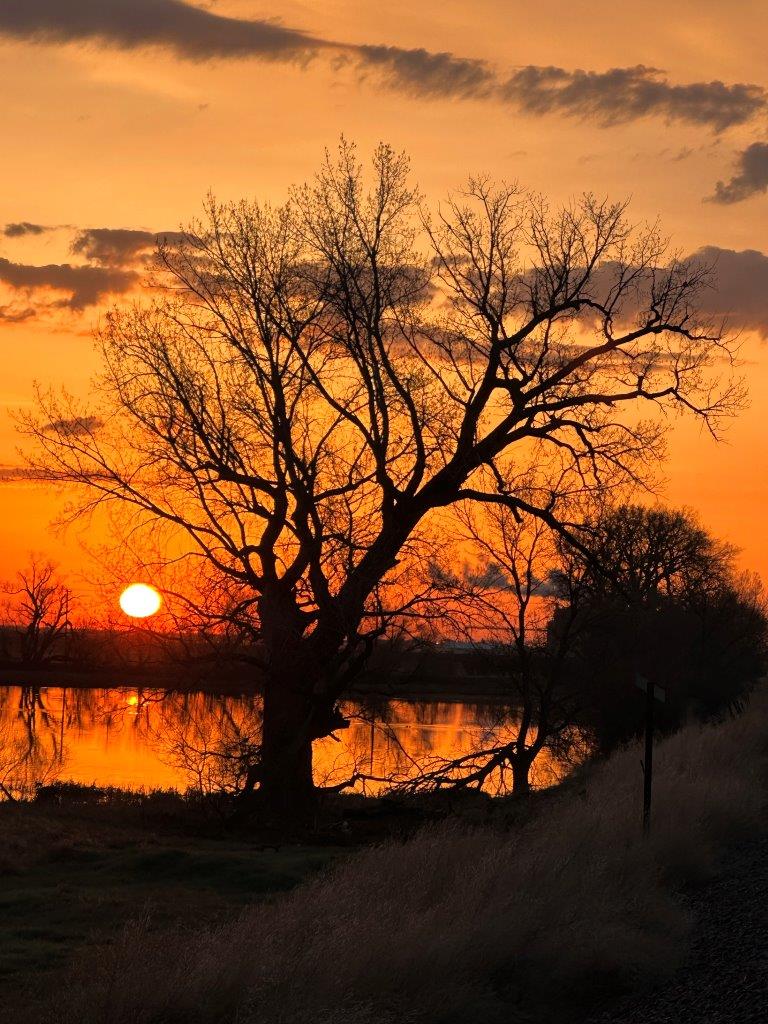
xmin=0 ymin=1 xmax=767 ymax=593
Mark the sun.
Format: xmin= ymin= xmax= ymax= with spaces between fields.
xmin=119 ymin=583 xmax=162 ymax=619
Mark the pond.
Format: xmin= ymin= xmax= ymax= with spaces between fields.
xmin=0 ymin=685 xmax=580 ymax=799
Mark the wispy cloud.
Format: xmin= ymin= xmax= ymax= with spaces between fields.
xmin=71 ymin=227 xmax=185 ymax=267
xmin=0 ymin=303 xmax=37 ymax=323
xmin=0 ymin=257 xmax=137 ymax=309
xmin=707 ymin=142 xmax=768 ymax=204
xmin=43 ymin=415 xmax=103 ymax=436
xmin=0 ymin=0 xmax=491 ymax=101
xmin=0 ymin=223 xmax=185 ymax=319
xmin=0 ymin=464 xmax=57 ymax=483
xmin=500 ymin=65 xmax=765 ymax=131
xmin=354 ymin=45 xmax=493 ymax=99
xmin=0 ymin=2 xmax=763 ymax=128
xmin=3 ymin=221 xmax=52 ymax=238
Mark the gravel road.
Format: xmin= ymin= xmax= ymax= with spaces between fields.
xmin=586 ymin=834 xmax=768 ymax=1023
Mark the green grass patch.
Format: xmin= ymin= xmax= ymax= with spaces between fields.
xmin=0 ymin=804 xmax=342 ymax=1006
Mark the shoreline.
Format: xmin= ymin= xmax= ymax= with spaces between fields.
xmin=0 ymin=664 xmax=517 ymax=704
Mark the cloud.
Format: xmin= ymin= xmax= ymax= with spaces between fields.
xmin=0 ymin=303 xmax=36 ymax=323
xmin=691 ymin=246 xmax=768 ymax=338
xmin=4 ymin=2 xmax=761 ymax=124
xmin=0 ymin=257 xmax=137 ymax=309
xmin=355 ymin=45 xmax=493 ymax=99
xmin=0 ymin=464 xmax=58 ymax=483
xmin=500 ymin=65 xmax=765 ymax=131
xmin=43 ymin=415 xmax=102 ymax=436
xmin=707 ymin=142 xmax=768 ymax=204
xmin=3 ymin=221 xmax=51 ymax=238
xmin=0 ymin=224 xmax=185 ymax=319
xmin=71 ymin=227 xmax=186 ymax=266
xmin=0 ymin=0 xmax=488 ymax=100
xmin=0 ymin=0 xmax=319 ymax=62
xmin=595 ymin=247 xmax=768 ymax=340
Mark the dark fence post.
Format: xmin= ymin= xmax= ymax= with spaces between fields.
xmin=642 ymin=672 xmax=654 ymax=835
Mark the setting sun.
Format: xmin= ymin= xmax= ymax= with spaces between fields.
xmin=119 ymin=583 xmax=162 ymax=619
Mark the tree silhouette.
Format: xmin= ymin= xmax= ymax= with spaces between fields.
xmin=1 ymin=557 xmax=71 ymax=666
xmin=393 ymin=502 xmax=591 ymax=797
xmin=22 ymin=141 xmax=742 ymax=816
xmin=557 ymin=504 xmax=768 ymax=748
xmin=563 ymin=504 xmax=735 ymax=606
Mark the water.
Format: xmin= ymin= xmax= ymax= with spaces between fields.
xmin=0 ymin=684 xmax=578 ymax=799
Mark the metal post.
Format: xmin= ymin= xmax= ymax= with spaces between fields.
xmin=642 ymin=671 xmax=654 ymax=835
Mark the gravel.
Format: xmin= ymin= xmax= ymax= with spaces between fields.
xmin=586 ymin=834 xmax=768 ymax=1023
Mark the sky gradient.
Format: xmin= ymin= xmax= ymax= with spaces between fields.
xmin=1 ymin=0 xmax=767 ymax=595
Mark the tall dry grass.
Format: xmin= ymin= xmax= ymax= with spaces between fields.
xmin=41 ymin=692 xmax=767 ymax=1024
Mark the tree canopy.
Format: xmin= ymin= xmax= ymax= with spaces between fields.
xmin=22 ymin=141 xmax=743 ymax=814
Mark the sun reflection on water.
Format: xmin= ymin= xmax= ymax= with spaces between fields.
xmin=0 ymin=685 xmax=585 ymax=799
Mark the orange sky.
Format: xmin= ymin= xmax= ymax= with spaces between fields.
xmin=1 ymin=0 xmax=767 ymax=600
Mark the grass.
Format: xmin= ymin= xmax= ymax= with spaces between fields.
xmin=12 ymin=687 xmax=765 ymax=1024
xmin=3 ymin=690 xmax=766 ymax=1023
xmin=0 ymin=789 xmax=344 ymax=1017
xmin=0 ymin=841 xmax=335 ymax=981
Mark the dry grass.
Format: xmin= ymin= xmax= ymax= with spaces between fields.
xmin=39 ymin=691 xmax=768 ymax=1024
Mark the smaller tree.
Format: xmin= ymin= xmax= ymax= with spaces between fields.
xmin=566 ymin=504 xmax=734 ymax=607
xmin=558 ymin=504 xmax=768 ymax=748
xmin=1 ymin=558 xmax=72 ymax=666
xmin=686 ymin=570 xmax=768 ymax=715
xmin=399 ymin=500 xmax=590 ymax=797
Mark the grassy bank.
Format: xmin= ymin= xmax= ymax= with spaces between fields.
xmin=16 ymin=689 xmax=766 ymax=1024
xmin=0 ymin=788 xmax=347 ymax=1016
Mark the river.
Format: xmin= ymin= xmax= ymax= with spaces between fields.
xmin=0 ymin=684 xmax=580 ymax=799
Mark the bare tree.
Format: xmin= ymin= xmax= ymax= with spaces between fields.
xmin=1 ymin=558 xmax=72 ymax=666
xmin=21 ymin=141 xmax=742 ymax=817
xmin=401 ymin=498 xmax=591 ymax=797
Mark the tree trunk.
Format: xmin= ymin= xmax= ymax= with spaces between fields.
xmin=511 ymin=753 xmax=534 ymax=797
xmin=258 ymin=674 xmax=316 ymax=820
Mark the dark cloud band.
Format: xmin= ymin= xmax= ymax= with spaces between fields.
xmin=707 ymin=143 xmax=768 ymax=204
xmin=501 ymin=65 xmax=765 ymax=131
xmin=689 ymin=246 xmax=768 ymax=337
xmin=3 ymin=222 xmax=768 ymax=342
xmin=0 ymin=0 xmax=318 ymax=62
xmin=0 ymin=2 xmax=763 ymax=126
xmin=3 ymin=222 xmax=51 ymax=238
xmin=0 ymin=0 xmax=488 ymax=101
xmin=0 ymin=256 xmax=137 ymax=309
xmin=594 ymin=246 xmax=768 ymax=340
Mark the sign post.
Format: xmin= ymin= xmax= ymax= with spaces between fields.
xmin=634 ymin=672 xmax=665 ymax=835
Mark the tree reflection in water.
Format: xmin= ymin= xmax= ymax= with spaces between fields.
xmin=0 ymin=686 xmax=585 ymax=798
xmin=0 ymin=687 xmax=64 ymax=799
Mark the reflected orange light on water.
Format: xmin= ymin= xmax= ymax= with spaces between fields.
xmin=0 ymin=686 xmax=581 ymax=799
